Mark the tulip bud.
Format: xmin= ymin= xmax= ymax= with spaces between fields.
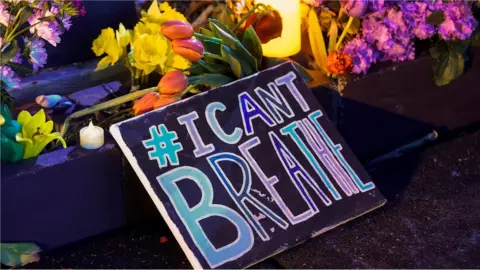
xmin=133 ymin=92 xmax=160 ymax=116
xmin=153 ymin=95 xmax=180 ymax=109
xmin=172 ymin=38 xmax=204 ymax=61
xmin=242 ymin=10 xmax=283 ymax=44
xmin=340 ymin=0 xmax=368 ymax=18
xmin=158 ymin=70 xmax=189 ymax=96
xmin=325 ymin=51 xmax=353 ymax=75
xmin=162 ymin=20 xmax=194 ymax=40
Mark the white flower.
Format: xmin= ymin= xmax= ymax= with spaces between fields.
xmin=25 ymin=38 xmax=47 ymax=72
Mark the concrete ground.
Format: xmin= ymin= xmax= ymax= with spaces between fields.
xmin=26 ymin=129 xmax=480 ymax=269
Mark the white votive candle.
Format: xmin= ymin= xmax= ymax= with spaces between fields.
xmin=80 ymin=121 xmax=104 ymax=150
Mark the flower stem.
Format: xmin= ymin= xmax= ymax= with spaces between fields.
xmin=60 ymin=86 xmax=158 ymax=138
xmin=335 ymin=16 xmax=354 ymax=51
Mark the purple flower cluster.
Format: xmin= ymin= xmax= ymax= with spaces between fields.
xmin=0 ymin=65 xmax=21 ymax=89
xmin=438 ymin=1 xmax=478 ymax=40
xmin=341 ymin=36 xmax=379 ymax=74
xmin=341 ymin=0 xmax=479 ymax=74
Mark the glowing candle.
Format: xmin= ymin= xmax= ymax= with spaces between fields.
xmin=80 ymin=121 xmax=104 ymax=150
xmin=255 ymin=0 xmax=301 ymax=58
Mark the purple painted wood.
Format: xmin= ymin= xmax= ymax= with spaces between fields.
xmin=0 ymin=141 xmax=125 ymax=250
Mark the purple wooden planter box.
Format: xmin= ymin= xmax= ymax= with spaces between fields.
xmin=0 ymin=141 xmax=125 ymax=250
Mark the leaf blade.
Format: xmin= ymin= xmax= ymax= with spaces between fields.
xmin=308 ymin=9 xmax=328 ymax=72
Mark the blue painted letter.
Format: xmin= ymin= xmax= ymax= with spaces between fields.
xmin=158 ymin=166 xmax=254 ymax=268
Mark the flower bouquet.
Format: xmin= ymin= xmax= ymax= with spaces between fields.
xmin=0 ymin=0 xmax=84 ymax=106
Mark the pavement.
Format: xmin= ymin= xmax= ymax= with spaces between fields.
xmin=26 ymin=129 xmax=480 ymax=269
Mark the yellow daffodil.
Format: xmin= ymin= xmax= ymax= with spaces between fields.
xmin=92 ymin=28 xmax=123 ymax=71
xmin=116 ymin=23 xmax=130 ymax=48
xmin=164 ymin=49 xmax=191 ymax=73
xmin=132 ymin=34 xmax=169 ymax=75
xmin=133 ymin=21 xmax=161 ymax=41
xmin=142 ymin=0 xmax=187 ymax=25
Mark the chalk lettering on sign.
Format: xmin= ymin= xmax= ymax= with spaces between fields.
xmin=254 ymin=83 xmax=294 ymax=124
xmin=239 ymin=92 xmax=276 ymax=136
xmin=207 ymin=152 xmax=289 ymax=242
xmin=158 ymin=166 xmax=254 ymax=268
xmin=142 ymin=124 xmax=183 ymax=169
xmin=178 ymin=111 xmax=215 ymax=158
xmin=307 ymin=111 xmax=375 ymax=192
xmin=280 ymin=121 xmax=341 ymax=201
xmin=275 ymin=72 xmax=310 ymax=112
xmin=268 ymin=131 xmax=320 ymax=224
xmin=206 ymin=102 xmax=243 ymax=144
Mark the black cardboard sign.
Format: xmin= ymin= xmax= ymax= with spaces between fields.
xmin=111 ymin=63 xmax=386 ymax=269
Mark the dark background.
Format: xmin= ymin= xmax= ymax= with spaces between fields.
xmin=43 ymin=1 xmax=138 ymax=68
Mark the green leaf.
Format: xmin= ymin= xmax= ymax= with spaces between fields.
xmin=430 ymin=41 xmax=465 ymax=86
xmin=426 ymin=10 xmax=445 ymax=25
xmin=221 ymin=45 xmax=243 ymax=78
xmin=197 ymin=59 xmax=231 ymax=74
xmin=0 ymin=243 xmax=41 ymax=268
xmin=242 ymin=26 xmax=263 ymax=63
xmin=308 ymin=9 xmax=328 ymax=72
xmin=203 ymin=40 xmax=222 ymax=55
xmin=17 ymin=6 xmax=34 ymax=26
xmin=209 ymin=18 xmax=239 ymax=45
xmin=185 ymin=63 xmax=209 ymax=75
xmin=200 ymin=28 xmax=214 ymax=38
xmin=188 ymin=74 xmax=235 ymax=87
xmin=0 ymin=41 xmax=18 ymax=65
xmin=0 ymin=104 xmax=13 ymax=122
xmin=55 ymin=16 xmax=65 ymax=33
xmin=328 ymin=21 xmax=338 ymax=53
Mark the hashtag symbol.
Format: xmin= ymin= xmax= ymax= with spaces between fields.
xmin=142 ymin=124 xmax=183 ymax=169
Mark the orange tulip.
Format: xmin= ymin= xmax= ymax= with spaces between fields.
xmin=153 ymin=95 xmax=180 ymax=109
xmin=133 ymin=92 xmax=160 ymax=116
xmin=172 ymin=38 xmax=204 ymax=61
xmin=325 ymin=51 xmax=353 ymax=75
xmin=162 ymin=20 xmax=194 ymax=40
xmin=158 ymin=70 xmax=189 ymax=96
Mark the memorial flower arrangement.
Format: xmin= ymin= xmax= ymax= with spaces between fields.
xmin=0 ymin=0 xmax=85 ymax=106
xmin=297 ymin=0 xmax=480 ymax=89
xmin=91 ymin=0 xmax=192 ymax=90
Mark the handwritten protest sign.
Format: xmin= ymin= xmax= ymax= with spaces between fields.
xmin=111 ymin=63 xmax=386 ymax=269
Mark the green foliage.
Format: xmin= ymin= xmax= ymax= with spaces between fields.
xmin=0 ymin=243 xmax=41 ymax=268
xmin=0 ymin=41 xmax=18 ymax=65
xmin=242 ymin=26 xmax=263 ymax=63
xmin=189 ymin=19 xmax=261 ymax=87
xmin=430 ymin=40 xmax=469 ymax=86
xmin=0 ymin=104 xmax=24 ymax=163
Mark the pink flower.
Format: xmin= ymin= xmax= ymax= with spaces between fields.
xmin=28 ymin=11 xmax=62 ymax=47
xmin=0 ymin=2 xmax=11 ymax=27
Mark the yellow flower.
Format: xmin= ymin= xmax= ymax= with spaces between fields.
xmin=142 ymin=0 xmax=187 ymax=25
xmin=132 ymin=34 xmax=169 ymax=75
xmin=16 ymin=109 xmax=66 ymax=159
xmin=133 ymin=21 xmax=161 ymax=41
xmin=164 ymin=52 xmax=191 ymax=73
xmin=92 ymin=27 xmax=123 ymax=71
xmin=116 ymin=23 xmax=130 ymax=48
